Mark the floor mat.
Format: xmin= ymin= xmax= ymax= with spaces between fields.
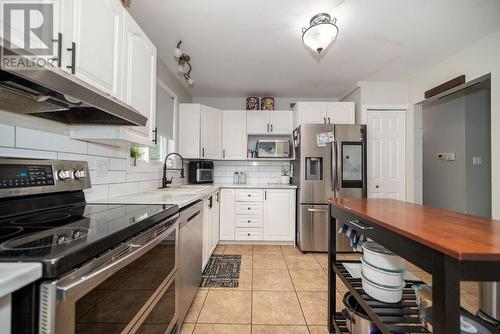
xmin=200 ymin=254 xmax=241 ymax=288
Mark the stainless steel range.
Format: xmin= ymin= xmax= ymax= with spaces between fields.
xmin=0 ymin=158 xmax=179 ymax=334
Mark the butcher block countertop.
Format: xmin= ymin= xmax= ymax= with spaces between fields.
xmin=329 ymin=198 xmax=500 ymax=262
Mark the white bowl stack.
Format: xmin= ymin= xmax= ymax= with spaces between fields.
xmin=361 ymin=241 xmax=406 ymax=303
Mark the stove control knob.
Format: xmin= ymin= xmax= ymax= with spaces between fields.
xmin=57 ymin=235 xmax=66 ymax=245
xmin=74 ymin=169 xmax=86 ymax=180
xmin=57 ymin=170 xmax=71 ymax=181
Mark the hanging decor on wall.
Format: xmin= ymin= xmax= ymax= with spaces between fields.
xmin=302 ymin=13 xmax=339 ymax=55
xmin=173 ymin=41 xmax=194 ymax=86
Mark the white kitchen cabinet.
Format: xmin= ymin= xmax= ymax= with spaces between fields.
xmin=201 ymin=105 xmax=223 ymax=159
xmin=68 ymin=0 xmax=124 ymax=97
xmin=326 ymin=102 xmax=355 ymax=124
xmin=269 ymin=111 xmax=293 ymax=134
xmin=179 ymin=104 xmax=222 ymax=159
xmin=202 ymin=195 xmax=212 ymax=270
xmin=263 ymin=189 xmax=295 ymax=241
xmin=247 ymin=111 xmax=293 ymax=135
xmin=219 ymin=189 xmax=236 ymax=240
xmin=122 ymin=11 xmax=157 ymax=140
xmin=294 ymin=102 xmax=327 ymax=125
xmin=179 ymin=104 xmax=202 ymax=158
xmin=247 ymin=111 xmax=269 ymax=134
xmin=219 ymin=187 xmax=295 ymax=242
xmin=222 ymin=111 xmax=247 ymax=159
xmin=294 ymin=102 xmax=355 ymax=126
xmin=210 ymin=190 xmax=221 ymax=255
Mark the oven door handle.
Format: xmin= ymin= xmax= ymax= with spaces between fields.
xmin=56 ymin=215 xmax=179 ymax=301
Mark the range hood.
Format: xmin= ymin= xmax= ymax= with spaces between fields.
xmin=0 ymin=48 xmax=147 ymax=126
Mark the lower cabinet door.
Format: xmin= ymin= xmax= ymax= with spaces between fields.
xmin=202 ymin=197 xmax=212 ymax=270
xmin=219 ymin=189 xmax=235 ymax=240
xmin=263 ymin=189 xmax=295 ymax=241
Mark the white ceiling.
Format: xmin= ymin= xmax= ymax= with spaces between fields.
xmin=128 ymin=0 xmax=500 ymax=98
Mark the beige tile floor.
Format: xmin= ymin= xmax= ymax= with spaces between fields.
xmin=180 ymin=244 xmax=480 ymax=334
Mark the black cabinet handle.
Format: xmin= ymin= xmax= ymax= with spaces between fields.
xmin=66 ymin=42 xmax=76 ymax=74
xmin=52 ymin=32 xmax=62 ymax=67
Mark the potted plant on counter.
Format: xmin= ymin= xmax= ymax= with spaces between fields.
xmin=280 ymin=166 xmax=291 ymax=184
xmin=130 ymin=147 xmax=142 ymax=166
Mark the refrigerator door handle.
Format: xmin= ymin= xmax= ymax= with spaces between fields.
xmin=335 ymin=140 xmax=342 ymax=192
xmin=332 ymin=140 xmax=339 ymax=192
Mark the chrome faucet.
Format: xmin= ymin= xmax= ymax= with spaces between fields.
xmin=160 ymin=153 xmax=184 ymax=188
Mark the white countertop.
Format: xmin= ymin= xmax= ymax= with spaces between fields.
xmin=89 ymin=183 xmax=296 ymax=208
xmin=0 ymin=263 xmax=42 ymax=298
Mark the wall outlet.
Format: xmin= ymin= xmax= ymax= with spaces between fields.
xmin=472 ymin=156 xmax=482 ymax=166
xmin=437 ymin=152 xmax=455 ymax=161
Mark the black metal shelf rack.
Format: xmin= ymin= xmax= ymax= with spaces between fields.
xmin=333 ymin=260 xmax=430 ymax=334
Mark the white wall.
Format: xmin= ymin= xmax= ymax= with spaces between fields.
xmin=407 ymin=28 xmax=500 ymax=219
xmin=214 ymin=161 xmax=291 ymax=184
xmin=341 ymin=87 xmax=362 ymax=123
xmin=193 ymin=97 xmax=339 ymax=110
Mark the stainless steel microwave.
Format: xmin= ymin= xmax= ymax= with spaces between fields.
xmin=257 ymin=140 xmax=291 ymax=158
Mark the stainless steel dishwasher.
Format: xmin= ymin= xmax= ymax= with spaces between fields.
xmin=177 ymin=200 xmax=203 ymax=325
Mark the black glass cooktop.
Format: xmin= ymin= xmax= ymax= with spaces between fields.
xmin=0 ymin=202 xmax=178 ymax=278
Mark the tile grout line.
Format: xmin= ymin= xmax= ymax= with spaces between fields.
xmin=281 ymin=245 xmax=311 ymax=334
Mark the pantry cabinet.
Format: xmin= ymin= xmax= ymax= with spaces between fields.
xmin=222 ymin=111 xmax=247 ymax=159
xmin=219 ymin=187 xmax=296 ymax=242
xmin=247 ymin=111 xmax=293 ymax=135
xmin=179 ymin=104 xmax=223 ymax=159
xmin=68 ymin=0 xmax=124 ymax=97
xmin=294 ymin=102 xmax=355 ymax=126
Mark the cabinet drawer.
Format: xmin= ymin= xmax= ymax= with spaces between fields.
xmin=236 ymin=189 xmax=264 ymax=202
xmin=235 ymin=215 xmax=264 ymax=228
xmin=235 ymin=228 xmax=264 ymax=240
xmin=235 ymin=202 xmax=264 ymax=215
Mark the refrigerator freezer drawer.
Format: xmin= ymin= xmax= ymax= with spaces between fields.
xmin=298 ymin=204 xmax=353 ymax=252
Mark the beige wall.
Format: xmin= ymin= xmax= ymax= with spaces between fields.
xmin=407 ymin=28 xmax=500 ymax=218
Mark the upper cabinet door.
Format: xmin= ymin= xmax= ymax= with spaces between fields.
xmin=223 ymin=110 xmax=247 ymax=159
xmin=201 ymin=105 xmax=223 ymax=159
xmin=179 ymin=104 xmax=201 ymax=159
xmin=69 ymin=0 xmax=124 ymax=97
xmin=327 ymin=102 xmax=355 ymax=124
xmin=297 ymin=102 xmax=327 ymax=124
xmin=247 ymin=111 xmax=269 ymax=134
xmin=122 ymin=12 xmax=157 ymax=139
xmin=269 ymin=110 xmax=293 ymax=134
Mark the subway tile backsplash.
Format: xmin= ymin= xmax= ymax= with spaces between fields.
xmin=213 ymin=160 xmax=291 ymax=184
xmin=0 ymin=124 xmax=185 ymax=202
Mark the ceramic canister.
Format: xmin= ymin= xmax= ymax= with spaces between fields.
xmin=246 ymin=97 xmax=260 ymax=110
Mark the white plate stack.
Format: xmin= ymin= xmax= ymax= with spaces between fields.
xmin=361 ymin=241 xmax=406 ymax=303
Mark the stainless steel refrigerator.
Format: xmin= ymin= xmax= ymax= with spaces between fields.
xmin=292 ymin=124 xmax=367 ymax=252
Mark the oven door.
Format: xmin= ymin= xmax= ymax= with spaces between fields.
xmin=39 ymin=214 xmax=179 ymax=334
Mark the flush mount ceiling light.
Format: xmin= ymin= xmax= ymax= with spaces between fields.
xmin=302 ymin=13 xmax=339 ymax=54
xmin=173 ymin=41 xmax=194 ymax=86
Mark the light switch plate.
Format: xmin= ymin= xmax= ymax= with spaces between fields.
xmin=437 ymin=152 xmax=455 ymax=161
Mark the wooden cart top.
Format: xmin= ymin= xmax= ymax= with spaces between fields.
xmin=329 ymin=198 xmax=500 ymax=261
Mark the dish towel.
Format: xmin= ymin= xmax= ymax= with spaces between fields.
xmin=338 ymin=223 xmax=367 ymax=252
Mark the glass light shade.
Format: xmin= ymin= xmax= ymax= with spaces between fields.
xmin=187 ymin=77 xmax=194 ymax=86
xmin=302 ymin=22 xmax=338 ymax=54
xmin=177 ymin=63 xmax=187 ymax=73
xmin=173 ymin=48 xmax=183 ymax=58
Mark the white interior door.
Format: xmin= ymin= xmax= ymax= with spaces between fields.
xmin=367 ymin=111 xmax=406 ymax=200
